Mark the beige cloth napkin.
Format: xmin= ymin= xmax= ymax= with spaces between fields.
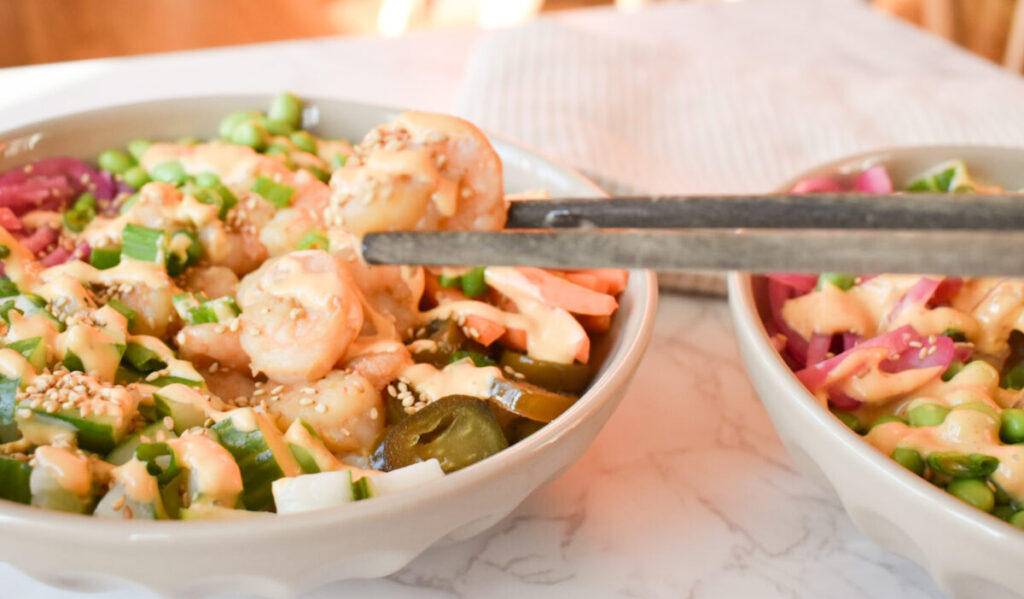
xmin=453 ymin=0 xmax=1024 ymax=295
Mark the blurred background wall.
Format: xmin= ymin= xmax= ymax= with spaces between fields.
xmin=2 ymin=0 xmax=1021 ymax=71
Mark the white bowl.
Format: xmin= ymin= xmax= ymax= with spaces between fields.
xmin=728 ymin=147 xmax=1024 ymax=599
xmin=0 ymin=96 xmax=658 ymax=597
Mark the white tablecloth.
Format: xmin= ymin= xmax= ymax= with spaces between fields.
xmin=3 ymin=1 xmax=1023 ymax=597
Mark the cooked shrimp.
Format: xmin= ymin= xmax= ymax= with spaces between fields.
xmin=96 ymin=269 xmax=177 ymax=338
xmin=323 ymin=111 xmax=506 ymax=235
xmin=177 ymin=265 xmax=239 ymax=299
xmin=176 ymin=323 xmax=249 ymax=372
xmin=237 ymin=250 xmax=364 ymax=383
xmin=343 ymin=346 xmax=414 ymax=391
xmin=268 ymin=369 xmax=383 ymax=454
xmin=204 ymin=368 xmax=259 ymax=405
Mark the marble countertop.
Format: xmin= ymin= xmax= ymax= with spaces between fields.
xmin=5 ymin=1 xmax=1023 ymax=596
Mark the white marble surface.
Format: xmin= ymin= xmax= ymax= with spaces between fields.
xmin=5 ymin=0 xmax=1024 ymax=596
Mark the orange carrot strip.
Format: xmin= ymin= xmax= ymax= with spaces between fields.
xmin=463 ymin=313 xmax=505 ymax=347
xmin=516 ymin=267 xmax=618 ymax=316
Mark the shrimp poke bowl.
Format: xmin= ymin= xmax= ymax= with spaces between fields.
xmin=728 ymin=147 xmax=1024 ymax=598
xmin=0 ymin=95 xmax=655 ymax=595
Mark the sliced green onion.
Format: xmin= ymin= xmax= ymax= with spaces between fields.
xmin=106 ymin=298 xmax=137 ymax=330
xmin=251 ymin=176 xmax=295 ymax=208
xmin=0 ymin=279 xmax=19 ymax=298
xmin=121 ymin=224 xmax=166 ymax=263
xmin=296 ymin=230 xmax=329 ymax=251
xmin=307 ymin=166 xmax=329 ymax=183
xmin=172 ymin=292 xmax=204 ymax=321
xmin=438 ymin=274 xmax=461 ymax=288
xmin=352 ymin=476 xmax=371 ymax=500
xmin=0 ymin=300 xmax=23 ymax=324
xmin=89 ymin=246 xmax=121 ymax=270
xmin=62 ymin=198 xmax=97 ymax=233
xmin=461 ymin=267 xmax=487 ymax=298
xmin=187 ymin=297 xmax=240 ymax=325
xmin=449 ymin=349 xmax=497 ymax=368
xmin=165 ymin=230 xmax=201 ymax=277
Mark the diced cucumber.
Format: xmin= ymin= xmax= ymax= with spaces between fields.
xmin=352 ymin=476 xmax=371 ymax=500
xmin=0 ymin=374 xmax=20 ymax=442
xmin=167 ymin=433 xmax=243 ymax=509
xmin=0 ymin=456 xmax=31 ymax=504
xmin=29 ymin=446 xmax=94 ymax=514
xmin=153 ymin=384 xmax=214 ymax=434
xmin=212 ymin=408 xmax=301 ymax=511
xmin=106 ymin=298 xmax=137 ymax=331
xmin=284 ymin=419 xmax=341 ymax=474
xmin=93 ymin=459 xmax=168 ymax=520
xmin=271 ymin=469 xmax=354 ymax=514
xmin=16 ymin=411 xmax=76 ymax=447
xmin=5 ymin=337 xmax=47 ymax=371
xmin=2 ymin=294 xmax=64 ymax=332
xmin=366 ymin=459 xmax=445 ymax=498
xmin=106 ymin=420 xmax=177 ymax=466
xmin=18 ymin=399 xmax=129 ymax=453
xmin=123 ymin=342 xmax=167 ymax=373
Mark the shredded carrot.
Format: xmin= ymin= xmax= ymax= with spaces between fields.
xmin=516 ymin=267 xmax=618 ymax=316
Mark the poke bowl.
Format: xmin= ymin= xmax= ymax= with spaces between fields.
xmin=728 ymin=147 xmax=1024 ymax=599
xmin=0 ymin=95 xmax=657 ymax=597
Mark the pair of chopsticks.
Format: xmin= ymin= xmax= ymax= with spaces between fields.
xmin=361 ymin=193 xmax=1024 ymax=275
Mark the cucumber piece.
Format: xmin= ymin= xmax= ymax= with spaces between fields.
xmin=271 ymin=469 xmax=354 ymax=514
xmin=16 ymin=411 xmax=76 ymax=447
xmin=366 ymin=459 xmax=444 ymax=498
xmin=284 ymin=418 xmax=341 ymax=474
xmin=5 ymin=337 xmax=47 ymax=371
xmin=153 ymin=384 xmax=213 ymax=434
xmin=1 ymin=294 xmax=64 ymax=332
xmin=106 ymin=298 xmax=137 ymax=330
xmin=19 ymin=399 xmax=128 ymax=453
xmin=93 ymin=459 xmax=168 ymax=520
xmin=106 ymin=420 xmax=177 ymax=466
xmin=167 ymin=433 xmax=244 ymax=509
xmin=0 ymin=374 xmax=20 ymax=442
xmin=0 ymin=456 xmax=31 ymax=504
xmin=29 ymin=446 xmax=94 ymax=514
xmin=906 ymin=159 xmax=973 ymax=192
xmin=123 ymin=342 xmax=167 ymax=373
xmin=212 ymin=408 xmax=301 ymax=511
xmin=352 ymin=476 xmax=371 ymax=500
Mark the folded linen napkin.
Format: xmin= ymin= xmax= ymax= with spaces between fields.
xmin=453 ymin=0 xmax=1024 ymax=295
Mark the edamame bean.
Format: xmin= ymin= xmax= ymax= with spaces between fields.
xmin=268 ymin=92 xmax=303 ymax=130
xmin=230 ymin=120 xmax=268 ymax=151
xmin=290 ymin=131 xmax=317 ymax=154
xmin=891 ymin=447 xmax=925 ymax=476
xmin=193 ymin=172 xmax=220 ymax=187
xmin=871 ymin=414 xmax=905 ymax=430
xmin=947 ymin=478 xmax=995 ymax=512
xmin=1005 ymin=363 xmax=1024 ymax=390
xmin=218 ymin=110 xmax=261 ymax=139
xmin=127 ymin=139 xmax=152 ymax=160
xmin=993 ymin=505 xmax=1015 ymax=521
xmin=1001 ymin=408 xmax=1024 ymax=444
xmin=928 ymin=452 xmax=999 ymax=478
xmin=816 ymin=273 xmax=856 ymax=291
xmin=907 ymin=403 xmax=949 ymax=427
xmin=97 ymin=150 xmax=136 ymax=175
xmin=261 ymin=117 xmax=293 ymax=136
xmin=832 ymin=411 xmax=865 ymax=434
xmin=150 ymin=161 xmax=188 ymax=186
xmin=1010 ymin=511 xmax=1024 ymax=530
xmin=122 ymin=166 xmax=150 ymax=189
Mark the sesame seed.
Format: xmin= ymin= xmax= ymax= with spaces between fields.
xmin=163 ymin=416 xmax=174 ymax=429
xmin=908 ymin=341 xmax=922 ymax=348
xmin=302 ymin=387 xmax=316 ymax=395
xmin=271 ymin=385 xmax=284 ymax=394
xmin=370 ymin=407 xmax=379 ymax=420
xmin=298 ymin=397 xmax=313 ymax=406
xmin=315 ymin=403 xmax=327 ymax=413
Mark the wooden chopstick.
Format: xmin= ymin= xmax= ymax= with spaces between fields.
xmin=505 ymin=193 xmax=1024 ymax=230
